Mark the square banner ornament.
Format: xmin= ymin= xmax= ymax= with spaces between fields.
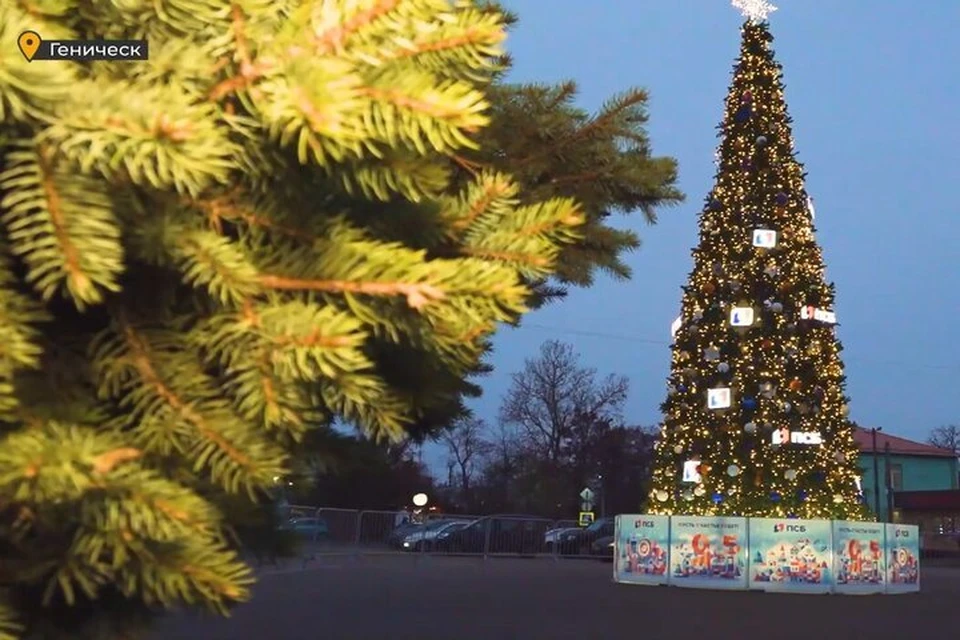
xmin=832 ymin=521 xmax=886 ymax=594
xmin=885 ymin=524 xmax=920 ymax=593
xmin=668 ymin=516 xmax=748 ymax=590
xmin=748 ymin=518 xmax=833 ymax=594
xmin=614 ymin=515 xmax=670 ymax=586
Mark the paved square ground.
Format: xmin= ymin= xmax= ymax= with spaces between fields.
xmin=154 ymin=555 xmax=958 ymax=640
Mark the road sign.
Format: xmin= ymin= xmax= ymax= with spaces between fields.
xmin=579 ymin=487 xmax=595 ymax=503
xmin=580 ymin=501 xmax=593 ymax=512
xmin=578 ymin=511 xmax=595 ymax=527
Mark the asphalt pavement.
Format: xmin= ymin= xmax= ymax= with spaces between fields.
xmin=153 ymin=554 xmax=959 ymax=640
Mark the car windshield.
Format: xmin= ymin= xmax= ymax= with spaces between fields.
xmin=585 ymin=519 xmax=609 ymax=534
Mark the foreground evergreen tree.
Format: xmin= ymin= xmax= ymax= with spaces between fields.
xmin=354 ymin=2 xmax=685 ymax=441
xmin=468 ymin=49 xmax=685 ymax=296
xmin=398 ymin=0 xmax=685 ymax=438
xmin=0 ymin=2 xmax=586 ymax=637
xmin=647 ymin=2 xmax=869 ymax=520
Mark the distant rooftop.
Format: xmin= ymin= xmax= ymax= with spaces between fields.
xmin=853 ymin=426 xmax=956 ymax=458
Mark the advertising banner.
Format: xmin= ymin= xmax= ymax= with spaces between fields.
xmin=885 ymin=524 xmax=920 ymax=594
xmin=832 ymin=520 xmax=886 ymax=594
xmin=614 ymin=514 xmax=670 ymax=586
xmin=668 ymin=516 xmax=748 ymax=590
xmin=748 ymin=518 xmax=833 ymax=593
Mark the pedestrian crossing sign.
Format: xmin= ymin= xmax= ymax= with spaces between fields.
xmin=578 ymin=511 xmax=595 ymax=527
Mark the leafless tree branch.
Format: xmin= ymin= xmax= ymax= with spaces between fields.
xmin=928 ymin=424 xmax=960 ymax=456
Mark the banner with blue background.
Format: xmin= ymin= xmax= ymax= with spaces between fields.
xmin=832 ymin=520 xmax=886 ymax=594
xmin=614 ymin=514 xmax=670 ymax=586
xmin=668 ymin=516 xmax=748 ymax=590
xmin=748 ymin=518 xmax=833 ymax=593
xmin=884 ymin=524 xmax=920 ymax=594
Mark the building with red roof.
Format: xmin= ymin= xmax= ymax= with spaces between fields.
xmin=854 ymin=425 xmax=959 ymax=547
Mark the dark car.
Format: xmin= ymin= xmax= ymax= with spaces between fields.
xmin=591 ymin=535 xmax=615 ymax=562
xmin=435 ymin=515 xmax=551 ymax=555
xmin=278 ymin=517 xmax=329 ymax=542
xmin=556 ymin=517 xmax=615 ymax=555
xmin=401 ymin=520 xmax=472 ymax=551
xmin=387 ymin=522 xmax=425 ymax=548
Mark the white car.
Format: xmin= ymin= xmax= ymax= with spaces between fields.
xmin=402 ymin=520 xmax=472 ymax=551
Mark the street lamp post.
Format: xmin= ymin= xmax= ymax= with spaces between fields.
xmin=597 ymin=474 xmax=605 ymax=518
xmin=884 ymin=441 xmax=893 ymax=523
xmin=871 ymin=427 xmax=882 ymax=519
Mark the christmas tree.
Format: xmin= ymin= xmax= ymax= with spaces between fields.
xmin=647 ymin=1 xmax=869 ymax=521
xmin=0 ymin=1 xmax=585 ymax=637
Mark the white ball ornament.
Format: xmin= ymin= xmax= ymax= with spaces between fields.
xmin=718 ymin=362 xmax=730 ymax=373
xmin=694 ymin=486 xmax=706 ymax=497
xmin=744 ymin=422 xmax=757 ymax=434
xmin=784 ymin=469 xmax=798 ymax=481
xmin=833 ymin=494 xmax=844 ymax=504
xmin=656 ymin=490 xmax=669 ymax=503
xmin=771 ymin=302 xmax=783 ymax=313
xmin=674 ymin=445 xmax=684 ymax=454
xmin=727 ymin=464 xmax=740 ymax=477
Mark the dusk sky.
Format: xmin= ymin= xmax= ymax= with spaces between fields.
xmin=423 ymin=0 xmax=960 ymax=471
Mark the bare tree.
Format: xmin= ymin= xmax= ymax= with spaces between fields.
xmin=441 ymin=417 xmax=490 ymax=505
xmin=928 ymin=424 xmax=960 ymax=456
xmin=499 ymin=340 xmax=629 ymax=464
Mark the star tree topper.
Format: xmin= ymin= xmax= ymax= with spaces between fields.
xmin=732 ymin=0 xmax=778 ymax=23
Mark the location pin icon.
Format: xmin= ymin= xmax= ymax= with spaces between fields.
xmin=18 ymin=31 xmax=42 ymax=62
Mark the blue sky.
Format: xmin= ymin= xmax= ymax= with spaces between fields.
xmin=423 ymin=0 xmax=960 ymax=471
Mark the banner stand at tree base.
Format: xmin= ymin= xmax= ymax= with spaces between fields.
xmin=614 ymin=515 xmax=919 ymax=595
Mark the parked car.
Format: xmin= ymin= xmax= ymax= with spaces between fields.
xmin=279 ymin=516 xmax=329 ymax=542
xmin=402 ymin=520 xmax=472 ymax=551
xmin=435 ymin=515 xmax=551 ymax=555
xmin=591 ymin=535 xmax=615 ymax=562
xmin=544 ymin=526 xmax=581 ymax=552
xmin=387 ymin=522 xmax=426 ymax=548
xmin=556 ymin=517 xmax=615 ymax=555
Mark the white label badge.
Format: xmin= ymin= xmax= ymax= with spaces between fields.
xmin=752 ymin=229 xmax=777 ymax=248
xmin=772 ymin=428 xmax=823 ymax=446
xmin=729 ymin=306 xmax=754 ymax=327
xmin=707 ymin=388 xmax=732 ymax=410
xmin=670 ymin=315 xmax=682 ymax=338
xmin=682 ymin=460 xmax=702 ymax=483
xmin=799 ymin=306 xmax=837 ymax=324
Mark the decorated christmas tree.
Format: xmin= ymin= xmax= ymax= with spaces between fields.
xmin=0 ymin=1 xmax=585 ymax=637
xmin=647 ymin=1 xmax=869 ymax=521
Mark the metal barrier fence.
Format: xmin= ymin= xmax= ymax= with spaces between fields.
xmin=269 ymin=507 xmax=960 ymax=566
xmin=270 ymin=507 xmax=610 ymax=565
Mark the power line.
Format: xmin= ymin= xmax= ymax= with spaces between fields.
xmin=520 ymin=322 xmax=960 ymax=373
